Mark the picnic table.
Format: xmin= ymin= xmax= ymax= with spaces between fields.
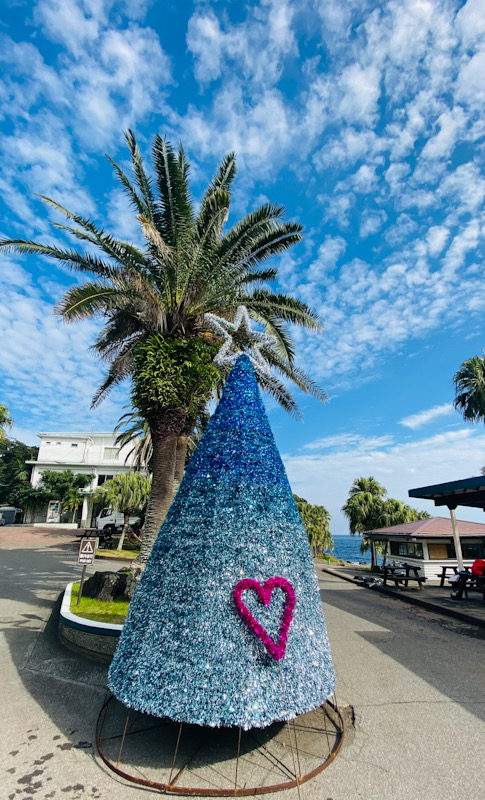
xmin=76 ymin=527 xmax=115 ymax=549
xmin=435 ymin=564 xmax=459 ymax=587
xmin=383 ymin=563 xmax=426 ymax=590
xmin=449 ymin=571 xmax=485 ymax=601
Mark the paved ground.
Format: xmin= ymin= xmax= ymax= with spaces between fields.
xmin=1 ymin=528 xmax=485 ymax=799
xmin=321 ymin=562 xmax=485 ymax=627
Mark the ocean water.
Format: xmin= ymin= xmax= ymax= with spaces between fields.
xmin=325 ymin=535 xmax=371 ymax=565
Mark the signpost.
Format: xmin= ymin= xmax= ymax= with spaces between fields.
xmin=77 ymin=537 xmax=97 ymax=606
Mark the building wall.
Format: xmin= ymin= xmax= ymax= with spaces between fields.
xmin=30 ymin=432 xmax=135 ymax=492
xmin=27 ymin=432 xmax=142 ymax=526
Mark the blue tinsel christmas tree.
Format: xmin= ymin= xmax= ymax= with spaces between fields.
xmin=108 ymin=355 xmax=335 ymax=729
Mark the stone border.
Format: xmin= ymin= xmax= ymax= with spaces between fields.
xmin=58 ymin=581 xmax=123 ymax=661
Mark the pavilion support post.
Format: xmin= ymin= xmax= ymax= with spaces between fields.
xmin=449 ymin=505 xmax=464 ymax=571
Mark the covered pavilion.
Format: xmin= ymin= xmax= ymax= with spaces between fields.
xmin=408 ymin=476 xmax=485 ymax=571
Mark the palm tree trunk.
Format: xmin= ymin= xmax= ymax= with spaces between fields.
xmin=132 ymin=407 xmax=186 ymax=571
xmin=118 ymin=511 xmax=130 ymax=551
xmin=173 ymin=433 xmax=188 ymax=497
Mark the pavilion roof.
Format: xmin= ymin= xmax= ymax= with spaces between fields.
xmin=364 ymin=516 xmax=485 ymax=540
xmin=408 ymin=475 xmax=485 ymax=509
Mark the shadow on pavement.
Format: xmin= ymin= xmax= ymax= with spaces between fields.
xmin=320 ymin=580 xmax=485 ymax=725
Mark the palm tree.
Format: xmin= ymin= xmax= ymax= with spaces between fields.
xmin=94 ymin=472 xmax=151 ymax=551
xmin=348 ymin=476 xmax=387 ymax=499
xmin=0 ymin=404 xmax=12 ymax=441
xmin=453 ymin=352 xmax=485 ymax=423
xmin=62 ymin=487 xmax=84 ymax=523
xmin=114 ymin=409 xmax=153 ymax=472
xmin=294 ymin=495 xmax=332 ymax=555
xmin=0 ymin=131 xmax=324 ymax=572
xmin=342 ymin=477 xmax=388 ymax=568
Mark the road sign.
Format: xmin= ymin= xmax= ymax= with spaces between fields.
xmin=78 ymin=537 xmax=97 ymax=565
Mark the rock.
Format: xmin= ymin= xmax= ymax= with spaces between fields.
xmin=124 ymin=564 xmax=143 ymax=599
xmin=82 ymin=571 xmax=128 ymax=602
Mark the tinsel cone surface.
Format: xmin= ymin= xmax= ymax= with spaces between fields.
xmin=108 ymin=355 xmax=335 ymax=729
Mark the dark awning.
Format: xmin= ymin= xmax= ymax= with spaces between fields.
xmin=409 ymin=476 xmax=485 ymax=510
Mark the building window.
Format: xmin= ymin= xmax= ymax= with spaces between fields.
xmin=71 ymin=443 xmax=78 ymax=447
xmin=97 ymin=474 xmax=114 ymax=486
xmin=103 ymin=447 xmax=119 ymax=460
xmin=390 ymin=541 xmax=424 ymax=559
xmin=462 ymin=542 xmax=485 ymax=559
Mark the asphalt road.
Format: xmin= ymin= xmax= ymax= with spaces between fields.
xmin=1 ymin=532 xmax=485 ymax=799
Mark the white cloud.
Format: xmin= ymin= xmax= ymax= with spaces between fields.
xmin=420 ymin=107 xmax=466 ymax=161
xmin=307 ymin=236 xmax=347 ymax=281
xmin=338 ymin=64 xmax=381 ymax=123
xmin=359 ymin=210 xmax=387 ymax=238
xmin=426 ymin=226 xmax=449 ymax=256
xmin=303 ymin=433 xmax=394 ymax=451
xmin=456 ymin=51 xmax=485 ymax=108
xmin=399 ymin=403 xmax=455 ymax=430
xmin=177 ymin=85 xmax=292 ymax=174
xmin=456 ymin=0 xmax=485 ymax=47
xmin=285 ymin=429 xmax=485 ymax=534
xmin=0 ymin=256 xmax=127 ymax=437
xmin=35 ymin=0 xmax=104 ymax=56
xmin=186 ymin=0 xmax=296 ymax=87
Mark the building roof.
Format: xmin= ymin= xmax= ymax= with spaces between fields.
xmin=409 ymin=476 xmax=485 ymax=509
xmin=38 ymin=432 xmax=114 ymax=438
xmin=365 ymin=516 xmax=485 ymax=540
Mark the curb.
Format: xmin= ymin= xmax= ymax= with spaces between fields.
xmin=58 ymin=582 xmax=122 ymax=661
xmin=320 ymin=566 xmax=485 ymax=630
xmin=60 ymin=581 xmax=123 ymax=635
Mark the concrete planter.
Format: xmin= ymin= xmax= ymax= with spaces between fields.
xmin=58 ymin=581 xmax=123 ymax=661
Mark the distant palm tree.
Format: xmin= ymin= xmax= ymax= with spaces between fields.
xmin=94 ymin=472 xmax=151 ymax=551
xmin=114 ymin=410 xmax=152 ymax=472
xmin=62 ymin=487 xmax=84 ymax=523
xmin=342 ymin=477 xmax=388 ymax=568
xmin=1 ymin=131 xmax=324 ymax=573
xmin=348 ymin=476 xmax=387 ymax=499
xmin=453 ymin=352 xmax=485 ymax=423
xmin=0 ymin=404 xmax=12 ymax=440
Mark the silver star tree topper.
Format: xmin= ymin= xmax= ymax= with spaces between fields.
xmin=204 ymin=306 xmax=277 ymax=377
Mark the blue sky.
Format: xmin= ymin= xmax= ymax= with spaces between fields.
xmin=2 ymin=0 xmax=485 ymax=533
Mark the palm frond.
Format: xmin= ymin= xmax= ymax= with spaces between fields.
xmin=106 ymin=154 xmax=149 ymax=219
xmin=124 ymin=129 xmax=159 ymax=223
xmin=91 ymin=344 xmax=134 ymax=407
xmin=152 ymin=135 xmax=193 ymax=249
xmin=238 ymin=268 xmax=278 ymax=285
xmin=0 ymin=238 xmax=123 ymax=279
xmin=255 ymin=371 xmax=302 ymax=419
xmin=243 ymin=290 xmax=322 ymax=330
xmin=262 ymin=350 xmax=328 ymax=403
xmin=248 ymin=312 xmax=296 ymax=363
xmin=54 ymin=282 xmax=131 ymax=321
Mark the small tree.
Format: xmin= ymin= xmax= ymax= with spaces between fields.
xmin=0 ymin=438 xmax=38 ymax=506
xmin=39 ymin=469 xmax=94 ymax=503
xmin=294 ymin=495 xmax=333 ymax=555
xmin=342 ymin=477 xmax=430 ymax=567
xmin=453 ymin=352 xmax=485 ymax=423
xmin=94 ymin=472 xmax=151 ymax=550
xmin=62 ymin=487 xmax=84 ymax=523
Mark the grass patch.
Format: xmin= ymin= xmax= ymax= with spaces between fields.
xmin=317 ymin=553 xmax=345 ymax=565
xmin=69 ymin=581 xmax=129 ymax=624
xmin=96 ymin=548 xmax=138 ymax=560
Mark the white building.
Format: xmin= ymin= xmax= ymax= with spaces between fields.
xmin=27 ymin=432 xmax=139 ymax=526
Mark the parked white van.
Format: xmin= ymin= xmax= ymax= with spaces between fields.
xmin=96 ymin=508 xmax=141 ymax=533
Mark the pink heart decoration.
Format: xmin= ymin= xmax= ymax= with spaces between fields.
xmin=233 ymin=576 xmax=296 ymax=661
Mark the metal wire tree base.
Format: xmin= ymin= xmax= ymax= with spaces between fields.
xmin=96 ymin=692 xmax=344 ymax=796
